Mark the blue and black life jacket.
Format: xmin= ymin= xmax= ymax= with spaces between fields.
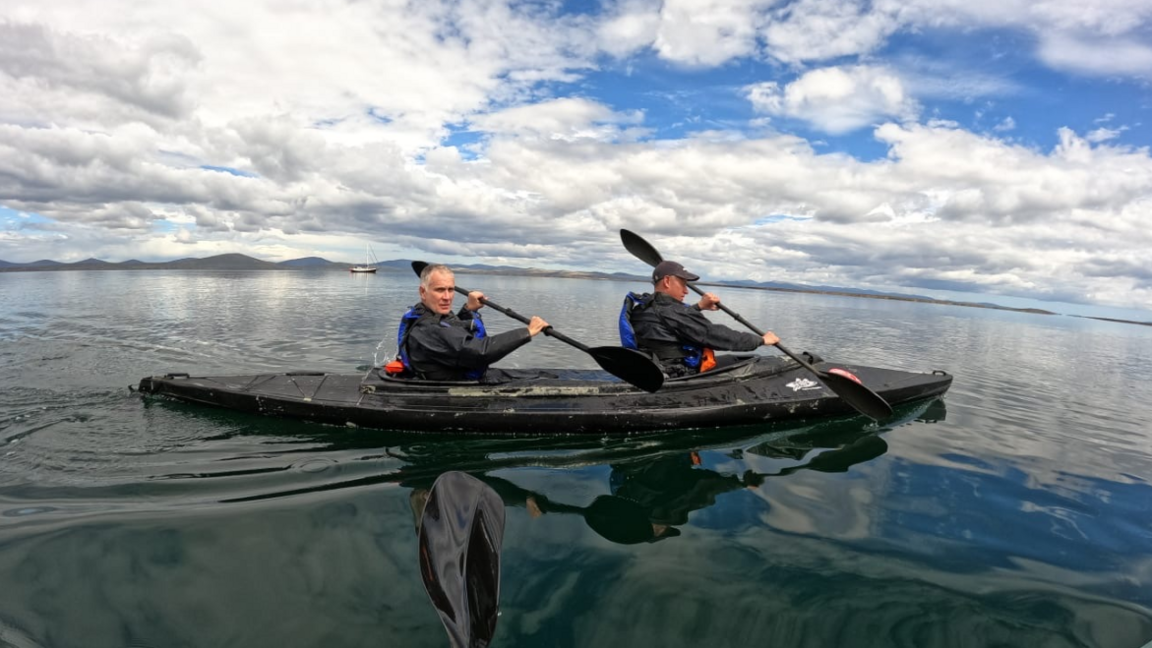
xmin=618 ymin=292 xmax=647 ymax=351
xmin=618 ymin=293 xmax=704 ymax=370
xmin=394 ymin=307 xmax=488 ymax=380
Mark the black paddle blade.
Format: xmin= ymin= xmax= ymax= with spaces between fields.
xmin=589 ymin=346 xmax=664 ymax=393
xmin=804 ymin=433 xmax=888 ymax=473
xmin=412 ymin=260 xmax=429 ymax=277
xmin=620 ymin=229 xmax=663 ymax=267
xmin=418 ymin=471 xmax=506 ymax=648
xmin=818 ymin=368 xmax=893 ymax=421
xmin=582 ymin=495 xmax=668 ymax=544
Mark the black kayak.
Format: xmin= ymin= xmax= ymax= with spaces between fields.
xmin=136 ymin=355 xmax=951 ymax=434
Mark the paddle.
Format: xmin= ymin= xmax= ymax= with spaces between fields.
xmin=618 ymin=229 xmax=893 ymax=420
xmin=418 ymin=471 xmax=505 ymax=648
xmin=411 ymin=261 xmax=664 ymax=393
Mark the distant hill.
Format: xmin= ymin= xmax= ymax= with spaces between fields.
xmin=0 ymin=253 xmax=281 ymax=271
xmin=374 ymin=259 xmax=419 ymax=270
xmin=165 ymin=253 xmax=282 ymax=270
xmin=279 ymin=256 xmax=342 ymax=267
xmin=728 ymin=278 xmax=932 ymax=301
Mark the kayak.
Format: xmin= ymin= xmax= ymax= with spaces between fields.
xmin=136 ymin=355 xmax=952 ymax=434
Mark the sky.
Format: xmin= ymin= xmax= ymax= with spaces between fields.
xmin=2 ymin=0 xmax=1152 ymax=320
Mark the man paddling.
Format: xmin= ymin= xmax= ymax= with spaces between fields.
xmin=620 ymin=260 xmax=779 ymax=377
xmin=389 ymin=263 xmax=549 ymax=381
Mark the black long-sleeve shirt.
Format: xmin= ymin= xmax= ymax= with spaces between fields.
xmin=631 ymin=292 xmax=763 ymax=364
xmin=402 ymin=304 xmax=532 ymax=381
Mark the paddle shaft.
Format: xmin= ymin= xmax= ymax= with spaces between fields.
xmin=684 ymin=282 xmax=822 ymax=376
xmin=451 ymin=285 xmax=592 ymax=353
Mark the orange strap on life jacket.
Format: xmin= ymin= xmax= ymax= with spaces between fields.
xmin=699 ymin=348 xmax=717 ymax=373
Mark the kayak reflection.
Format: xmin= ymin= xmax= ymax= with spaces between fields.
xmin=214 ymin=398 xmax=945 ymax=512
xmin=412 ymin=429 xmax=890 ymax=547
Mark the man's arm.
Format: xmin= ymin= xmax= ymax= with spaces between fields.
xmin=412 ymin=321 xmax=533 ymax=370
xmin=664 ymin=306 xmax=765 ymax=352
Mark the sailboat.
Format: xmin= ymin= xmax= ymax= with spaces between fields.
xmin=349 ymin=243 xmax=378 ymax=273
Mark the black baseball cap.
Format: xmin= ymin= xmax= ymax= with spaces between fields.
xmin=652 ymin=260 xmax=699 ymax=284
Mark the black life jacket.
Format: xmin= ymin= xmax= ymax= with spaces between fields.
xmin=618 ymin=292 xmax=704 ymax=370
xmin=395 ymin=306 xmax=488 ymax=380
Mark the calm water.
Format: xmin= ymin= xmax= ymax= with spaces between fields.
xmin=1 ymin=269 xmax=1151 ymax=648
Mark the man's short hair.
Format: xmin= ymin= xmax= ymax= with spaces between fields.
xmin=420 ymin=263 xmax=453 ymax=288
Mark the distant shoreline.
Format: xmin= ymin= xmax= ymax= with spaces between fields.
xmin=4 ymin=256 xmax=1149 ymax=327
xmin=700 ymin=281 xmax=1059 ymax=315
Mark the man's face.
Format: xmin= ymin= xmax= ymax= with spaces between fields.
xmin=658 ymin=275 xmax=689 ymax=301
xmin=419 ymin=270 xmax=456 ymax=314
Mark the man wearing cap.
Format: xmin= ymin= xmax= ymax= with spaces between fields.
xmin=622 ymin=260 xmax=779 ymax=376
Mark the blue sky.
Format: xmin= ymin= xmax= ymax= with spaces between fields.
xmin=1 ymin=0 xmax=1151 ymax=320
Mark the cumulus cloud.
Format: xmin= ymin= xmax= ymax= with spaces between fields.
xmin=2 ymin=0 xmax=601 ymax=149
xmin=652 ymin=0 xmax=773 ymax=67
xmin=0 ymin=22 xmax=200 ymax=128
xmin=469 ymin=98 xmax=645 ymax=142
xmin=676 ymin=0 xmax=1152 ymax=79
xmin=597 ymin=0 xmax=662 ymax=58
xmin=761 ymin=0 xmax=900 ymax=64
xmin=747 ymin=66 xmax=919 ymax=134
xmin=1036 ymin=33 xmax=1152 ymax=77
xmin=993 ymin=117 xmax=1016 ymax=132
xmin=603 ymin=0 xmax=1152 ymax=78
xmin=1086 ymin=127 xmax=1126 ymax=143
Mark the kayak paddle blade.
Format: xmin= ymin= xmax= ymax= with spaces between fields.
xmin=620 ymin=229 xmax=664 ymax=268
xmin=818 ymin=369 xmax=893 ymax=421
xmin=418 ymin=471 xmax=506 ymax=648
xmin=589 ymin=346 xmax=665 ymax=393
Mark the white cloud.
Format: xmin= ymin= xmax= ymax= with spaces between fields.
xmin=1036 ymin=33 xmax=1152 ymax=77
xmin=0 ymin=23 xmax=201 ymax=130
xmin=5 ymin=113 xmax=1152 ymax=310
xmin=597 ymin=0 xmax=662 ymax=58
xmin=652 ymin=0 xmax=773 ymax=67
xmin=760 ymin=0 xmax=1152 ymax=78
xmin=469 ymin=98 xmax=645 ymax=142
xmin=762 ymin=0 xmax=900 ymax=64
xmin=994 ymin=117 xmax=1016 ymax=132
xmin=1086 ymin=127 xmax=1125 ymax=143
xmin=747 ymin=66 xmax=919 ymax=134
xmin=1 ymin=0 xmax=602 ymax=151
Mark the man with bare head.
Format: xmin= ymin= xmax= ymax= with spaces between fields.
xmin=391 ymin=264 xmax=550 ymax=381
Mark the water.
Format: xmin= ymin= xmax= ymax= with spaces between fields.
xmin=1 ymin=269 xmax=1151 ymax=648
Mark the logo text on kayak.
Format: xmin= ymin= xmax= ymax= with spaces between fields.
xmin=785 ymin=377 xmax=821 ymax=392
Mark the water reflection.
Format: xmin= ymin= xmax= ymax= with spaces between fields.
xmin=436 ymin=428 xmax=891 ymax=548
xmin=405 ymin=406 xmax=925 ymax=647
xmin=215 ymin=399 xmax=938 ymax=513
